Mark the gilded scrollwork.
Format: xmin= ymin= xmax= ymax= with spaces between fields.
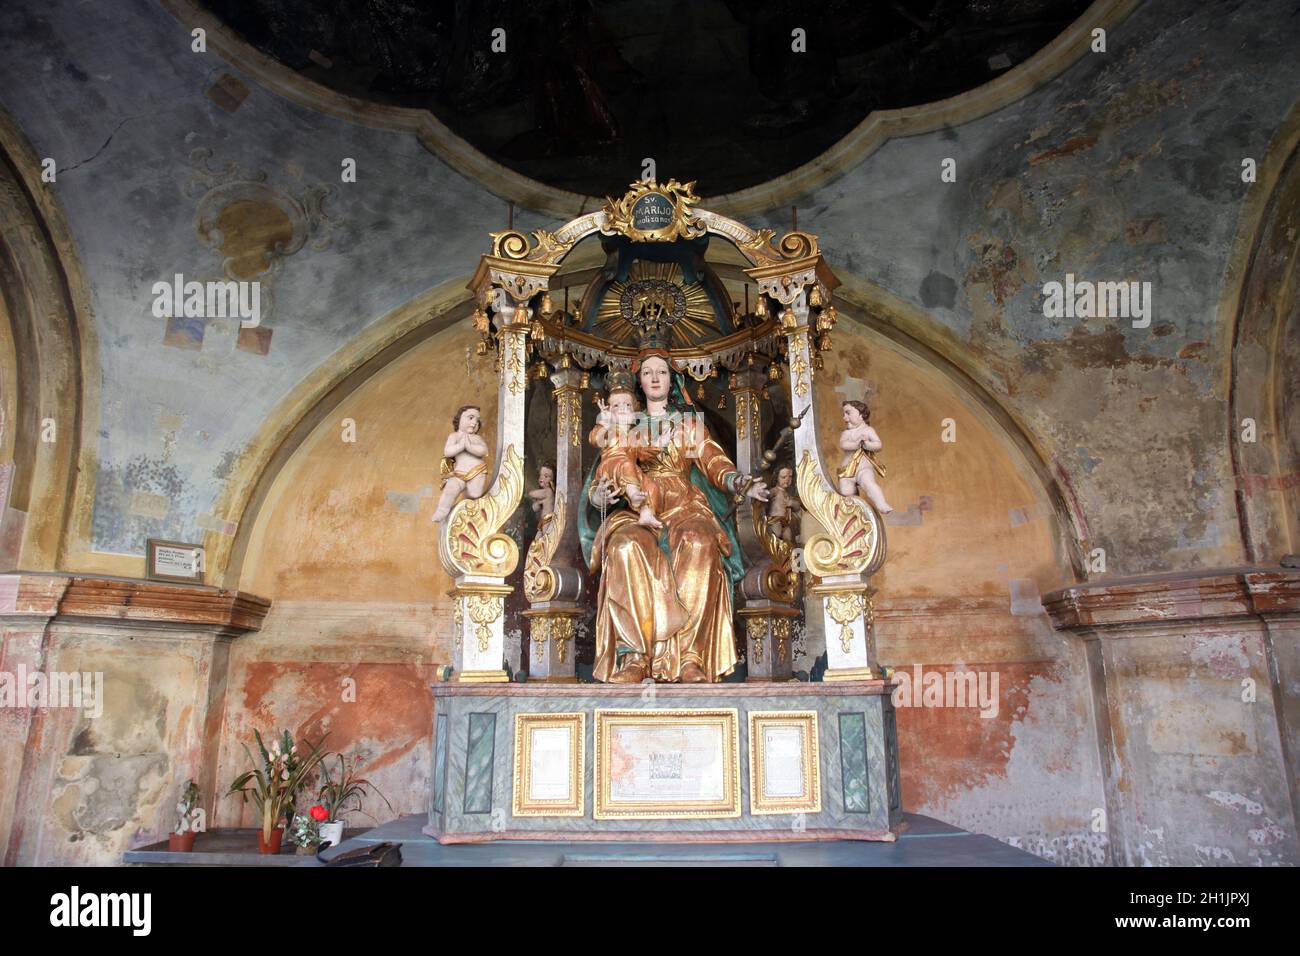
xmin=552 ymin=615 xmax=574 ymax=664
xmin=826 ymin=591 xmax=867 ymax=654
xmin=489 ymin=227 xmax=576 ymax=265
xmin=440 ymin=444 xmax=524 ymax=577
xmin=750 ymin=493 xmax=797 ymax=604
xmin=453 ymin=596 xmax=463 ymax=652
xmin=773 ymin=617 xmax=791 ymax=664
xmin=465 ymin=594 xmax=504 ymax=653
xmin=555 ymin=387 xmax=582 ymax=447
xmin=746 ymin=616 xmax=765 ymax=665
xmin=736 ymin=229 xmax=821 ymax=268
xmin=523 ymin=493 xmax=566 ymax=602
xmin=795 ymin=449 xmax=885 ymax=577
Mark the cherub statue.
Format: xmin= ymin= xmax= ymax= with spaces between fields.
xmin=592 ymin=387 xmax=663 ymax=532
xmin=837 ymin=399 xmax=893 ymax=514
xmin=528 ymin=464 xmax=556 ymax=519
xmin=431 ymin=404 xmax=489 ymax=523
xmin=766 ymin=465 xmax=802 ymax=543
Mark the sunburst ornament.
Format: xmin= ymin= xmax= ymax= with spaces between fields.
xmin=592 ymin=261 xmax=716 ymax=348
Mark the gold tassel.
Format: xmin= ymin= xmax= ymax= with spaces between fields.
xmin=697 ymin=382 xmax=706 ymax=400
xmin=718 ymin=393 xmax=727 ymax=410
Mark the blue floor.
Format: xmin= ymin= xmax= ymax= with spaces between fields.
xmin=305 ymin=813 xmax=1051 ymax=866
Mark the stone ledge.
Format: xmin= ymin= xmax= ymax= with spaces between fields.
xmin=0 ymin=572 xmax=270 ymax=633
xmin=431 ymin=678 xmax=895 ymax=698
xmin=1041 ymin=567 xmax=1300 ymax=631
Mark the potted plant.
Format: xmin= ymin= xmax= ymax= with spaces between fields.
xmin=227 ymin=729 xmax=328 ymax=854
xmin=288 ymin=806 xmax=329 ymax=855
xmin=168 ymin=779 xmax=201 ymax=852
xmin=317 ymin=752 xmax=392 ymax=847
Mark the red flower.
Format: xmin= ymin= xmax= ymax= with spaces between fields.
xmin=309 ymin=805 xmax=329 ymax=822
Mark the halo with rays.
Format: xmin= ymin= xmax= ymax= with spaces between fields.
xmin=591 ymin=260 xmax=718 ymax=348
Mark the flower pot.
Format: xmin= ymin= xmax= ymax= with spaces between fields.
xmin=295 ymin=844 xmax=317 ymax=856
xmin=168 ymin=831 xmax=196 ymax=853
xmin=319 ymin=821 xmax=345 ymax=848
xmin=257 ymin=827 xmax=284 ymax=855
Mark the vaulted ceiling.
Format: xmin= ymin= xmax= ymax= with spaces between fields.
xmin=203 ymin=0 xmax=1092 ymax=195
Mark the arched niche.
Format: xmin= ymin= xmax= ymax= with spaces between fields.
xmin=1226 ymin=110 xmax=1300 ymax=563
xmin=0 ymin=110 xmax=97 ymax=571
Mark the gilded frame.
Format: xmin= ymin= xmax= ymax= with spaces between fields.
xmin=747 ymin=711 xmax=822 ymax=815
xmin=511 ymin=712 xmax=585 ymax=817
xmin=593 ymin=709 xmax=740 ymax=820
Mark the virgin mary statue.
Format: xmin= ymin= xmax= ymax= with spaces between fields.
xmin=579 ymin=350 xmax=769 ymax=683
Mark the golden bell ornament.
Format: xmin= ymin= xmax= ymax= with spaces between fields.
xmin=768 ymin=363 xmax=782 ymax=381
xmin=823 ymin=305 xmax=838 ymax=326
xmin=718 ymin=394 xmax=727 ymax=410
xmin=808 ymin=285 xmax=823 ymax=307
xmin=746 ymin=352 xmax=756 ymax=367
xmin=728 ymin=373 xmax=739 ymax=390
xmin=697 ymin=383 xmax=706 ymax=400
xmin=536 ymin=362 xmax=548 ymax=380
xmin=530 ymin=318 xmax=545 ymax=342
xmin=559 ymin=352 xmax=572 ymax=369
xmin=813 ymin=353 xmax=824 ymax=371
xmin=818 ymin=333 xmax=832 ymax=352
xmin=540 ymin=292 xmax=553 ymax=315
xmin=579 ymin=372 xmax=590 ymax=389
xmin=473 ymin=308 xmax=490 ymax=333
xmin=781 ymin=307 xmax=797 ymax=330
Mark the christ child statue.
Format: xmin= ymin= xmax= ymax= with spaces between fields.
xmin=837 ymin=400 xmax=893 ymax=514
xmin=431 ymin=404 xmax=489 ymax=523
xmin=528 ymin=464 xmax=556 ymax=518
xmin=590 ymin=388 xmax=663 ymax=532
xmin=766 ymin=465 xmax=802 ymax=543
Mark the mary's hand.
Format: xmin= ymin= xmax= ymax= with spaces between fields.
xmin=591 ymin=476 xmax=621 ymax=508
xmin=746 ymin=478 xmax=771 ymax=503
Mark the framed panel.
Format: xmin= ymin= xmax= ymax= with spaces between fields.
xmin=593 ymin=709 xmax=740 ymax=820
xmin=838 ymin=711 xmax=870 ymax=813
xmin=512 ymin=712 xmax=585 ymax=817
xmin=463 ymin=712 xmax=496 ymax=814
xmin=748 ymin=711 xmax=821 ymax=815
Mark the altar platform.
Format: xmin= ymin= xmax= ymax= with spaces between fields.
xmin=309 ymin=812 xmax=1051 ymax=866
xmin=427 ymin=679 xmax=903 ymax=844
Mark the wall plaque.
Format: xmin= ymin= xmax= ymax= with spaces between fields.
xmin=594 ymin=709 xmax=740 ymax=819
xmin=145 ymin=538 xmax=205 ymax=584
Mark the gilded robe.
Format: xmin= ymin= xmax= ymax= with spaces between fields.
xmin=588 ymin=414 xmax=742 ymax=682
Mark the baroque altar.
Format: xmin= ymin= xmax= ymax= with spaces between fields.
xmin=427 ymin=180 xmax=900 ymax=842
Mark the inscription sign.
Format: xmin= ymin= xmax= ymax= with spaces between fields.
xmin=631 ymin=193 xmax=674 ymax=231
xmin=594 ymin=709 xmax=740 ymax=819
